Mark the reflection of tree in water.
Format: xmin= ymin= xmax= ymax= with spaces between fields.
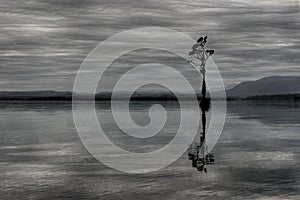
xmin=187 ymin=36 xmax=215 ymax=172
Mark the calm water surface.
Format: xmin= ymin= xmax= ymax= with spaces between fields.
xmin=0 ymin=101 xmax=299 ymax=199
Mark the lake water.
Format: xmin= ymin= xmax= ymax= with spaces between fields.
xmin=0 ymin=101 xmax=299 ymax=199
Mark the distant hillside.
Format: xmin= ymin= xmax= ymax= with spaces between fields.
xmin=244 ymin=93 xmax=300 ymax=101
xmin=0 ymin=91 xmax=72 ymax=100
xmin=226 ymin=76 xmax=300 ymax=98
xmin=0 ymin=90 xmax=202 ymax=101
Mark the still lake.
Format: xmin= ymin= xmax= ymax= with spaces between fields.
xmin=0 ymin=101 xmax=299 ymax=199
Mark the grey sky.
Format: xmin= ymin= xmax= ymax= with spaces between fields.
xmin=0 ymin=0 xmax=299 ymax=91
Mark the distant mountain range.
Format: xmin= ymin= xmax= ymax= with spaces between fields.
xmin=0 ymin=90 xmax=200 ymax=101
xmin=226 ymin=76 xmax=300 ymax=98
xmin=0 ymin=76 xmax=299 ymax=101
xmin=0 ymin=91 xmax=73 ymax=101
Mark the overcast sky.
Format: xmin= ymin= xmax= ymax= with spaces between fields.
xmin=0 ymin=0 xmax=299 ymax=91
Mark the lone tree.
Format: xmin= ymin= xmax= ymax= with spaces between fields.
xmin=187 ymin=35 xmax=215 ymax=172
